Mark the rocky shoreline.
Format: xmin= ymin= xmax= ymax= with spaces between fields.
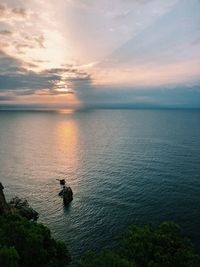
xmin=0 ymin=180 xmax=73 ymax=221
xmin=0 ymin=182 xmax=38 ymax=221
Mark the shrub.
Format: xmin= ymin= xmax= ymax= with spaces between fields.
xmin=0 ymin=214 xmax=70 ymax=267
xmin=77 ymin=222 xmax=200 ymax=267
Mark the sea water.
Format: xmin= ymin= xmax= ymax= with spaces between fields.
xmin=0 ymin=109 xmax=200 ymax=259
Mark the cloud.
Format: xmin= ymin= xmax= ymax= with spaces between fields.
xmin=0 ymin=33 xmax=46 ymax=56
xmin=0 ymin=30 xmax=12 ymax=35
xmin=0 ymin=0 xmax=200 ymax=109
xmin=0 ymin=3 xmax=28 ymax=21
xmin=75 ymin=83 xmax=200 ymax=109
xmin=0 ymin=51 xmax=55 ymax=93
xmin=0 ymin=50 xmax=91 ymax=104
xmin=0 ymin=2 xmax=46 ymax=66
xmin=0 ymin=95 xmax=15 ymax=101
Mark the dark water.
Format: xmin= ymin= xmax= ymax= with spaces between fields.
xmin=0 ymin=109 xmax=200 ymax=259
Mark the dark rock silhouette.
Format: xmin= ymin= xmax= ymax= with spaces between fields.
xmin=9 ymin=197 xmax=39 ymax=221
xmin=59 ymin=186 xmax=73 ymax=206
xmin=0 ymin=182 xmax=10 ymax=215
xmin=56 ymin=179 xmax=66 ymax=185
xmin=0 ymin=182 xmax=38 ymax=220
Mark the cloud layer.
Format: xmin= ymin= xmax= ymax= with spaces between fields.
xmin=0 ymin=0 xmax=199 ymax=109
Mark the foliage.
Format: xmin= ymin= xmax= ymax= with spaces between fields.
xmin=77 ymin=222 xmax=200 ymax=267
xmin=78 ymin=250 xmax=136 ymax=267
xmin=0 ymin=246 xmax=19 ymax=267
xmin=1 ymin=214 xmax=199 ymax=267
xmin=0 ymin=214 xmax=70 ymax=267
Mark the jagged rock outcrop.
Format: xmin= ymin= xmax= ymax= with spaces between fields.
xmin=56 ymin=179 xmax=66 ymax=185
xmin=9 ymin=197 xmax=39 ymax=221
xmin=0 ymin=182 xmax=10 ymax=215
xmin=0 ymin=182 xmax=38 ymax=220
xmin=59 ymin=186 xmax=73 ymax=206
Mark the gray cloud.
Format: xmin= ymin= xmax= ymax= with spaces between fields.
xmin=1 ymin=64 xmax=199 ymax=109
xmin=0 ymin=51 xmax=91 ymax=98
xmin=0 ymin=51 xmax=56 ymax=94
xmin=1 ymin=48 xmax=198 ymax=109
xmin=76 ymin=83 xmax=200 ymax=109
xmin=0 ymin=95 xmax=15 ymax=101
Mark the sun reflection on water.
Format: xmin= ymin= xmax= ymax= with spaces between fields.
xmin=56 ymin=118 xmax=79 ymax=184
xmin=57 ymin=109 xmax=76 ymax=115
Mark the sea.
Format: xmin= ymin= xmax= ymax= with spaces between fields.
xmin=0 ymin=109 xmax=200 ymax=261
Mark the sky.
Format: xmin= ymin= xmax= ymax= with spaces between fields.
xmin=0 ymin=0 xmax=200 ymax=109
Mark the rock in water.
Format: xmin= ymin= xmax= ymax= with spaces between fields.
xmin=60 ymin=179 xmax=66 ymax=185
xmin=0 ymin=182 xmax=10 ymax=215
xmin=56 ymin=179 xmax=66 ymax=185
xmin=63 ymin=187 xmax=73 ymax=206
xmin=59 ymin=186 xmax=73 ymax=205
xmin=9 ymin=197 xmax=39 ymax=221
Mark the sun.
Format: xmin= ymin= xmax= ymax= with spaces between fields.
xmin=56 ymin=88 xmax=70 ymax=93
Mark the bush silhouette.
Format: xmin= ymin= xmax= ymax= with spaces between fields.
xmin=0 ymin=214 xmax=70 ymax=267
xmin=78 ymin=222 xmax=200 ymax=267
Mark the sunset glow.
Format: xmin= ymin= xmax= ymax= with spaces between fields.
xmin=56 ymin=88 xmax=70 ymax=93
xmin=0 ymin=0 xmax=200 ymax=109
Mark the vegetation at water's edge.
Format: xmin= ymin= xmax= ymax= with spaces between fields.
xmin=1 ymin=215 xmax=200 ymax=267
xmin=78 ymin=221 xmax=200 ymax=267
xmin=0 ymin=214 xmax=70 ymax=267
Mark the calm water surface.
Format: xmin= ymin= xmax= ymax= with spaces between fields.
xmin=0 ymin=109 xmax=200 ymax=260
